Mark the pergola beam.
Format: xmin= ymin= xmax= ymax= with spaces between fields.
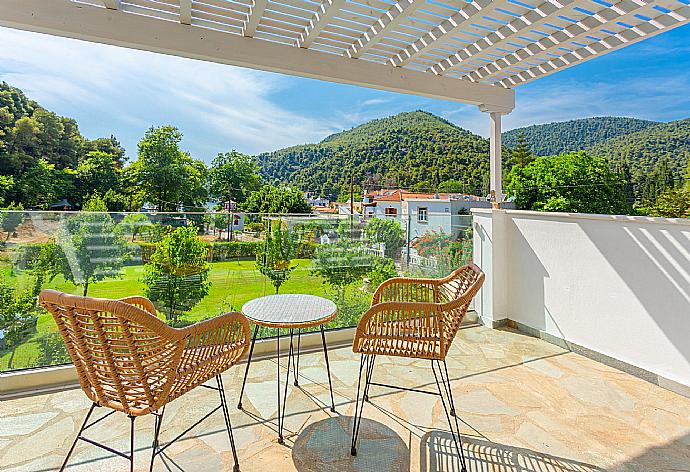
xmin=347 ymin=0 xmax=421 ymax=59
xmin=297 ymin=0 xmax=347 ymax=49
xmin=0 ymin=0 xmax=515 ymax=111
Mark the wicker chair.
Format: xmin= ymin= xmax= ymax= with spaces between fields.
xmin=350 ymin=264 xmax=485 ymax=472
xmin=39 ymin=290 xmax=250 ymax=472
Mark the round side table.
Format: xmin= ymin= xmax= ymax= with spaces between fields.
xmin=238 ymin=294 xmax=337 ymax=444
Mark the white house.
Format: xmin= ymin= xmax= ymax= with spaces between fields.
xmin=365 ymin=189 xmax=490 ymax=239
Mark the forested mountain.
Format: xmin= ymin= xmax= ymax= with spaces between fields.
xmin=589 ymin=118 xmax=690 ymax=202
xmin=504 ymin=117 xmax=658 ymax=156
xmin=257 ymin=111 xmax=491 ymax=197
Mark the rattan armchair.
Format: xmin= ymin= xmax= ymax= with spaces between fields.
xmin=39 ymin=290 xmax=251 ymax=472
xmin=350 ymin=264 xmax=485 ymax=472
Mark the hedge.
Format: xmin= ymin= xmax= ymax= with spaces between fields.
xmin=137 ymin=241 xmax=262 ymax=263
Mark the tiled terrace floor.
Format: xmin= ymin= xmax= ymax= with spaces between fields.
xmin=2 ymin=326 xmax=690 ymax=471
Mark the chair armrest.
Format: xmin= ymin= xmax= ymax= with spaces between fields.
xmin=354 ymin=301 xmax=443 ymax=348
xmin=118 ymin=296 xmax=158 ymax=317
xmin=372 ymin=277 xmax=440 ymax=305
xmin=176 ymin=312 xmax=251 ymax=373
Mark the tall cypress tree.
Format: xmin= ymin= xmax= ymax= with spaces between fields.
xmin=511 ymin=131 xmax=535 ymax=168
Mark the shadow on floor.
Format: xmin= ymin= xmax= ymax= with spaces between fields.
xmin=292 ymin=416 xmax=410 ymax=472
xmin=420 ymin=431 xmax=604 ymax=472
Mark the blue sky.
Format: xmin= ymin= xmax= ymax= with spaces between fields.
xmin=0 ymin=24 xmax=689 ymax=163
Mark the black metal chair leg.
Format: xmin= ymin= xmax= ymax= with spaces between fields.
xmin=60 ymin=402 xmax=97 ymax=472
xmin=129 ymin=415 xmax=135 ymax=472
xmin=217 ymin=375 xmax=241 ymax=472
xmin=350 ymin=354 xmax=368 ymax=456
xmin=149 ymin=406 xmax=165 ymax=472
xmin=443 ymin=360 xmax=457 ymax=417
xmin=320 ymin=325 xmax=336 ymax=412
xmin=363 ymin=355 xmax=376 ymax=402
xmin=432 ymin=360 xmax=468 ymax=472
xmin=238 ymin=324 xmax=260 ymax=410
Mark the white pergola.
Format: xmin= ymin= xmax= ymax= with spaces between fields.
xmin=1 ymin=0 xmax=689 ymax=203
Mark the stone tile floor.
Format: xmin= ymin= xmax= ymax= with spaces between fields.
xmin=1 ymin=326 xmax=690 ymax=471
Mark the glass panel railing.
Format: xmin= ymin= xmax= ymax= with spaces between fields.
xmin=0 ymin=210 xmax=473 ymax=372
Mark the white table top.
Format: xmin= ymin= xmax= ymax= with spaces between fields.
xmin=241 ymin=294 xmax=337 ymax=328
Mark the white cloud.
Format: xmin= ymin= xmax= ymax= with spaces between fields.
xmin=0 ymin=27 xmax=342 ymax=159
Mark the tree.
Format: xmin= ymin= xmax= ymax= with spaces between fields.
xmin=209 ymin=151 xmax=262 ymax=205
xmin=120 ymin=213 xmax=150 ymax=242
xmin=75 ymin=151 xmax=121 ymax=206
xmin=510 ymin=130 xmax=535 ymax=168
xmin=143 ymin=226 xmax=210 ymax=324
xmin=1 ymin=202 xmax=23 ymax=242
xmin=15 ymin=159 xmax=63 ymax=209
xmin=57 ymin=195 xmax=128 ymax=296
xmin=438 ymin=179 xmax=465 ymax=193
xmin=0 ymin=281 xmax=39 ymax=368
xmin=256 ymin=221 xmax=296 ymax=293
xmin=241 ymin=185 xmax=311 ymax=214
xmin=0 ymin=175 xmax=13 ymax=206
xmin=506 ymin=151 xmax=630 ymax=215
xmin=649 ymin=188 xmax=690 ymax=218
xmin=363 ymin=218 xmax=405 ymax=259
xmin=132 ymin=126 xmax=208 ymax=211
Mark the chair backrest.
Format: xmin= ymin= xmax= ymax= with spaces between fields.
xmin=39 ymin=290 xmax=182 ymax=415
xmin=437 ymin=264 xmax=485 ymax=354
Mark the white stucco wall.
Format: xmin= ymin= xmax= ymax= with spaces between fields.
xmin=473 ymin=208 xmax=690 ymax=388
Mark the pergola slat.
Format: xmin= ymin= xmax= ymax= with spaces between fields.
xmin=297 ymin=0 xmax=348 ymax=48
xmin=472 ymin=0 xmax=690 ymax=84
xmin=346 ymin=0 xmax=422 ymax=59
xmin=1 ymin=0 xmax=686 ymax=102
xmin=243 ymin=0 xmax=268 ymax=36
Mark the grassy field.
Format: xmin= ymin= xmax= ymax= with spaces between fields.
xmin=1 ymin=259 xmax=367 ymax=371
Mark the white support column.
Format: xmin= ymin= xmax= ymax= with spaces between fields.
xmin=489 ymin=111 xmax=503 ymax=208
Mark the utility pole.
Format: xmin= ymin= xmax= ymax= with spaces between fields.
xmin=350 ymin=173 xmax=354 ymax=241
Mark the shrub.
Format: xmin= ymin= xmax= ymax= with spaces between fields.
xmin=311 ymin=241 xmax=374 ymax=294
xmin=363 ymin=218 xmax=406 ymax=259
xmin=295 ymin=241 xmax=317 ymax=259
xmin=411 ymin=229 xmax=472 ymax=277
xmin=367 ymin=258 xmax=398 ymax=290
xmin=210 ymin=241 xmax=261 ymax=261
xmin=245 ymin=222 xmax=265 ymax=233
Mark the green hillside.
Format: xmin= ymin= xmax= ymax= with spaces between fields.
xmin=504 ymin=117 xmax=658 ymax=156
xmin=256 ymin=111 xmax=491 ymax=197
xmin=589 ymin=118 xmax=690 ymax=201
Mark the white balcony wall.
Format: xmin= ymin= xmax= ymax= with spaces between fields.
xmin=473 ymin=208 xmax=690 ymax=389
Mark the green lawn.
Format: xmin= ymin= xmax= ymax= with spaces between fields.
xmin=1 ymin=259 xmax=368 ymax=371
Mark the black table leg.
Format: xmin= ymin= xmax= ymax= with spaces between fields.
xmin=320 ymin=325 xmax=336 ymax=412
xmin=237 ymin=324 xmax=259 ymax=410
xmin=293 ymin=328 xmax=301 ymax=386
xmin=277 ymin=328 xmax=283 ymax=444
xmin=278 ymin=328 xmax=295 ymax=444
